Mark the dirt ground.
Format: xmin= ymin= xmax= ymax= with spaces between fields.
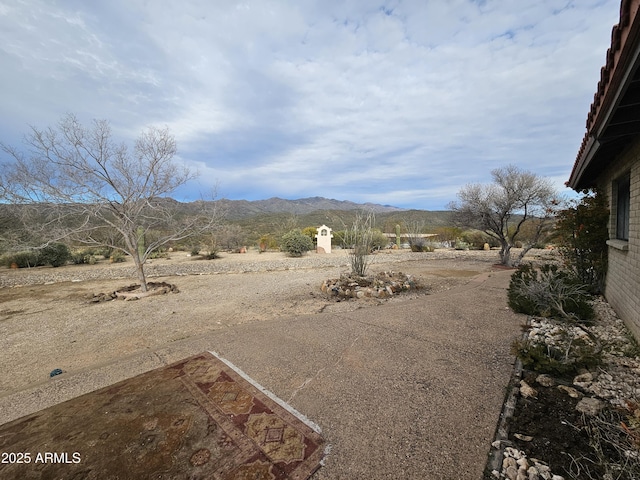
xmin=0 ymin=249 xmax=525 ymax=400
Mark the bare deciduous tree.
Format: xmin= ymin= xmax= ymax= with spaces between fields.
xmin=449 ymin=165 xmax=558 ymax=266
xmin=0 ymin=113 xmax=223 ymax=291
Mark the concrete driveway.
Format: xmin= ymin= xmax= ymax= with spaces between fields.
xmin=0 ymin=269 xmax=523 ymax=479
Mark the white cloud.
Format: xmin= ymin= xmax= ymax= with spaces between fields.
xmin=0 ymin=0 xmax=621 ymax=209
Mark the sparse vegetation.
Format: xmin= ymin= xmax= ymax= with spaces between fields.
xmin=511 ymin=333 xmax=602 ymax=376
xmin=109 ymin=251 xmax=126 ymax=263
xmin=508 ymin=264 xmax=594 ymax=322
xmin=0 ymin=113 xmax=223 ymax=291
xmin=1 ymin=250 xmax=40 ymax=268
xmin=1 ymin=242 xmax=71 ymax=268
xmin=258 ymin=234 xmax=278 ymax=252
xmin=344 ymin=212 xmax=375 ymax=276
xmin=71 ymin=248 xmax=101 ymax=265
xmin=280 ymin=229 xmax=314 ymax=257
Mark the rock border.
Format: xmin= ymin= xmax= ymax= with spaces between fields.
xmin=87 ymin=281 xmax=180 ymax=303
xmin=320 ymin=271 xmax=422 ymax=300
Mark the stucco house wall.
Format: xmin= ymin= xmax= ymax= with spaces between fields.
xmin=596 ymin=137 xmax=640 ymax=339
xmin=567 ymin=0 xmax=640 ymax=340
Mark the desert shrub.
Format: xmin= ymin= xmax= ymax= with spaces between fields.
xmin=508 ymin=264 xmax=594 ymax=322
xmin=454 ymin=240 xmax=470 ymax=250
xmin=1 ymin=250 xmax=41 ymax=268
xmin=410 ymin=243 xmax=435 ymax=252
xmin=345 ymin=213 xmax=375 ymax=276
xmin=281 ymin=229 xmax=314 ymax=257
xmin=432 ymin=226 xmax=463 ymax=245
xmin=258 ymin=234 xmax=279 ymax=252
xmin=148 ymin=248 xmax=168 ymax=259
xmin=301 ymin=226 xmax=318 ymax=240
xmin=555 ymin=189 xmax=609 ymax=294
xmin=371 ymin=229 xmax=389 ymax=250
xmin=461 ymin=230 xmax=494 ymax=249
xmin=201 ymin=244 xmax=219 ymax=260
xmin=93 ymin=246 xmax=113 ymax=258
xmin=39 ymin=243 xmax=71 ymax=267
xmin=511 ymin=335 xmax=602 ymax=376
xmin=109 ymin=251 xmax=126 ymax=263
xmin=332 ymin=230 xmax=347 ymax=248
xmin=71 ymin=248 xmax=99 ymax=265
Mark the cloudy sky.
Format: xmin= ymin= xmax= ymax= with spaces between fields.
xmin=0 ymin=0 xmax=620 ymax=209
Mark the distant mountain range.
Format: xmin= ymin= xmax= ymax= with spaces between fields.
xmin=215 ymin=196 xmax=403 ymax=220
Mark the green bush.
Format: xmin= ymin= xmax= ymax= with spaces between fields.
xmin=109 ymin=251 xmax=126 ymax=263
xmin=148 ymin=248 xmax=168 ymax=259
xmin=94 ymin=246 xmax=113 ymax=258
xmin=508 ymin=264 xmax=594 ymax=322
xmin=39 ymin=243 xmax=71 ymax=267
xmin=258 ymin=234 xmax=279 ymax=252
xmin=371 ymin=230 xmax=389 ymax=250
xmin=71 ymin=248 xmax=100 ymax=265
xmin=555 ymin=189 xmax=609 ymax=294
xmin=512 ymin=336 xmax=602 ymax=376
xmin=281 ymin=229 xmax=314 ymax=257
xmin=454 ymin=240 xmax=470 ymax=250
xmin=1 ymin=250 xmax=41 ymax=268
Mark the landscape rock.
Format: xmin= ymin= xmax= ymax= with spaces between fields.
xmin=535 ymin=374 xmax=555 ymax=387
xmin=321 ymin=271 xmax=421 ymax=302
xmin=573 ymin=372 xmax=593 ymax=388
xmin=557 ymin=385 xmax=581 ymax=399
xmin=575 ymin=397 xmax=605 ymax=416
xmin=505 ymin=465 xmax=518 ymax=480
xmin=519 ymin=380 xmax=537 ymax=399
xmin=497 ymin=296 xmax=640 ymax=479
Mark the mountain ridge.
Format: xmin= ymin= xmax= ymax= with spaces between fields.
xmin=214 ymin=196 xmax=403 ymax=220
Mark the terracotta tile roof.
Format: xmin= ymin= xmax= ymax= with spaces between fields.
xmin=569 ymin=0 xmax=640 ymax=188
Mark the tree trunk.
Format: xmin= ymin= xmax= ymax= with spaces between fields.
xmin=516 ymin=244 xmax=535 ymax=266
xmin=133 ymin=256 xmax=148 ymax=292
xmin=500 ymin=242 xmax=513 ymax=267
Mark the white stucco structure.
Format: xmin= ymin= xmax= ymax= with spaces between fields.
xmin=315 ymin=225 xmax=333 ymax=254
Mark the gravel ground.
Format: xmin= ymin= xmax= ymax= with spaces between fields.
xmin=0 ymin=248 xmax=553 ymax=401
xmin=0 ymin=248 xmax=555 ymax=287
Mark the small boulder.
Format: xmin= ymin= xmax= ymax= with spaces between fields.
xmin=573 ymin=372 xmax=593 ymax=388
xmin=575 ymin=397 xmax=605 ymax=416
xmin=536 ymin=374 xmax=555 ymax=387
xmin=519 ymin=380 xmax=537 ymax=399
xmin=558 ymin=385 xmax=581 ymax=399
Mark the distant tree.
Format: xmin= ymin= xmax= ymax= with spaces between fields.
xmin=0 ymin=113 xmax=223 ymax=291
xmin=301 ymin=226 xmax=318 ymax=240
xmin=449 ymin=165 xmax=558 ymax=266
xmin=215 ymin=224 xmax=247 ymax=251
